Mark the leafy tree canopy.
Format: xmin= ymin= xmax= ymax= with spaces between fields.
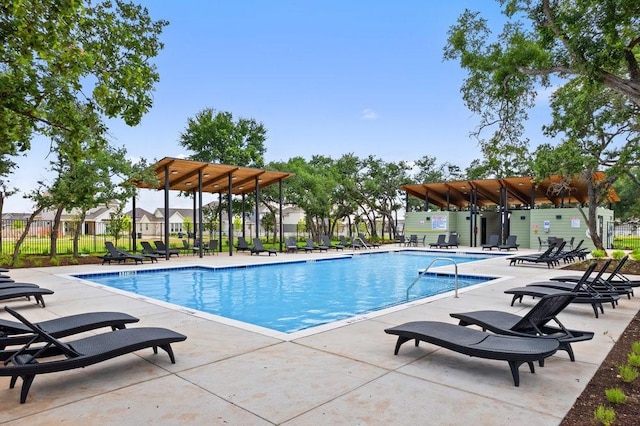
xmin=1 ymin=1 xmax=167 ymax=152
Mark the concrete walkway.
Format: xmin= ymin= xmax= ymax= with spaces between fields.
xmin=0 ymin=247 xmax=637 ymax=425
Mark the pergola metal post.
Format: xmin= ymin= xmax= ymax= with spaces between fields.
xmin=163 ymin=165 xmax=170 ymax=260
xmin=255 ymin=180 xmax=260 ymax=239
xmin=241 ymin=193 xmax=246 ymax=239
xmin=279 ymin=179 xmax=284 ymax=252
xmin=196 ymin=170 xmax=203 ymax=257
xmin=131 ymin=195 xmax=137 ymax=252
xmin=228 ymin=173 xmax=233 ymax=256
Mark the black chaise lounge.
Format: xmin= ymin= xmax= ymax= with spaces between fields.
xmin=0 ymin=311 xmax=139 ymax=348
xmin=440 ymin=234 xmax=458 ymax=248
xmin=235 ymin=237 xmax=251 ymax=252
xmin=322 ymin=235 xmax=344 ymax=251
xmin=481 ymin=234 xmax=500 ymax=250
xmin=536 ymin=259 xmax=633 ymax=299
xmin=250 ymin=238 xmax=277 ymax=256
xmin=302 ymin=238 xmax=328 ymax=253
xmin=508 ymin=245 xmax=558 ymax=268
xmin=450 ymin=293 xmax=594 ymax=362
xmin=499 ymin=235 xmax=519 ymax=251
xmin=429 ymin=234 xmax=446 ymax=248
xmin=154 ymin=240 xmax=180 ymax=257
xmin=551 ymin=255 xmax=636 ymax=293
xmin=358 ymin=233 xmax=380 ymax=248
xmin=384 ymin=321 xmax=558 ymax=386
xmin=0 ymin=307 xmax=187 ymax=404
xmin=504 ymin=263 xmax=620 ymax=318
xmin=0 ymin=287 xmax=54 ymax=308
xmin=101 ymin=241 xmax=145 ymax=265
xmin=285 ymin=237 xmax=299 ymax=253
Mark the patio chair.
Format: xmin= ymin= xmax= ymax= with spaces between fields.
xmin=406 ymin=234 xmax=418 ymax=247
xmin=250 ymin=238 xmax=277 ymax=256
xmin=481 ymin=234 xmax=500 ymax=251
xmin=395 ymin=235 xmax=405 ymax=246
xmin=429 ymin=234 xmax=446 ymax=248
xmin=538 ymin=236 xmax=550 ymax=251
xmin=154 ymin=240 xmax=180 ymax=257
xmin=504 ymin=263 xmax=620 ymax=318
xmin=0 ymin=311 xmax=139 ymax=349
xmin=499 ymin=235 xmax=519 ymax=251
xmin=0 ymin=307 xmax=187 ymax=404
xmin=384 ymin=321 xmax=559 ymax=386
xmin=235 ymin=237 xmax=251 ymax=252
xmin=322 ymin=235 xmax=344 ymax=251
xmin=0 ymin=287 xmax=54 ymax=308
xmin=450 ymin=293 xmax=594 ymax=362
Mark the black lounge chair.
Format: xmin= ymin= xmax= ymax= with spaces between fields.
xmin=384 ymin=321 xmax=558 ymax=386
xmin=154 ymin=240 xmax=180 ymax=257
xmin=0 ymin=307 xmax=187 ymax=403
xmin=0 ymin=282 xmax=39 ymax=290
xmin=440 ymin=234 xmax=458 ymax=248
xmin=499 ymin=235 xmax=519 ymax=251
xmin=339 ymin=235 xmax=359 ymax=249
xmin=0 ymin=311 xmax=139 ymax=349
xmin=302 ymin=238 xmax=327 ymax=253
xmin=552 ymin=255 xmax=636 ymax=291
xmin=250 ymin=238 xmax=277 ymax=256
xmin=504 ymin=263 xmax=620 ymax=318
xmin=0 ymin=287 xmax=54 ymax=308
xmin=358 ymin=233 xmax=380 ymax=248
xmin=540 ymin=259 xmax=633 ymax=299
xmin=285 ymin=237 xmax=299 ymax=253
xmin=482 ymin=234 xmax=500 ymax=250
xmin=102 ymin=242 xmax=144 ymax=264
xmin=450 ymin=293 xmax=594 ymax=362
xmin=429 ymin=234 xmax=446 ymax=248
xmin=322 ymin=235 xmax=344 ymax=251
xmin=508 ymin=245 xmax=559 ymax=268
xmin=235 ymin=237 xmax=251 ymax=252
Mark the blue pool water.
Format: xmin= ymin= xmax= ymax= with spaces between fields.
xmin=75 ymin=252 xmax=498 ymax=333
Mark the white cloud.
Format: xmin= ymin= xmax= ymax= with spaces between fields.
xmin=361 ymin=108 xmax=378 ymax=120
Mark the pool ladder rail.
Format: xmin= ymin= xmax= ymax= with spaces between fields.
xmin=406 ymin=257 xmax=459 ymax=300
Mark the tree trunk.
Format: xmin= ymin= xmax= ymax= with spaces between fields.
xmin=72 ymin=211 xmax=87 ymax=257
xmin=12 ymin=206 xmax=45 ymax=265
xmin=50 ymin=207 xmax=63 ymax=258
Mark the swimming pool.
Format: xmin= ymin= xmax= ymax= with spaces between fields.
xmin=75 ymin=252 xmax=498 ymax=333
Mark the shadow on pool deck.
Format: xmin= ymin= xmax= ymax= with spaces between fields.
xmin=0 ymin=247 xmax=637 ymax=425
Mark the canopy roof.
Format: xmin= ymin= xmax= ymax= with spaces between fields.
xmin=136 ymin=157 xmax=293 ymax=195
xmin=402 ymin=173 xmax=620 ymax=209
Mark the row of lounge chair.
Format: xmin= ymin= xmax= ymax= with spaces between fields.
xmin=428 ymin=234 xmax=458 ymax=249
xmin=509 ymin=240 xmax=589 ymax=268
xmin=99 ymin=240 xmax=182 ymax=265
xmin=481 ymin=235 xmax=520 ymax=251
xmin=385 ymin=256 xmax=638 ymax=384
xmin=0 ymin=266 xmax=187 ymax=404
xmin=385 ymin=292 xmax=593 ymax=386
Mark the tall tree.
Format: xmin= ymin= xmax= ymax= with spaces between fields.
xmin=1 ymin=0 xmax=168 ymax=150
xmin=444 ymin=1 xmax=640 ymax=175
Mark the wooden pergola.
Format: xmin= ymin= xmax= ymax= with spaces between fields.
xmin=133 ymin=157 xmax=293 ymax=258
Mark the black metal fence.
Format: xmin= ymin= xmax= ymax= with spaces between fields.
xmin=609 ymin=222 xmax=640 ymax=250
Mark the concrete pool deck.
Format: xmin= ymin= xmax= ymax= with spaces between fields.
xmin=0 ymin=247 xmax=638 ymax=425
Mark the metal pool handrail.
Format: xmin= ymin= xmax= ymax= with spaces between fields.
xmin=406 ymin=257 xmax=459 ymax=300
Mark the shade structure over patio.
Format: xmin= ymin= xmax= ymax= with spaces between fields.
xmin=132 ymin=157 xmax=293 ymax=257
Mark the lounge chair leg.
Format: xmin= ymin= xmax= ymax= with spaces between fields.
xmin=392 ymin=336 xmax=413 ymax=355
xmin=591 ymin=304 xmax=599 ymax=318
xmin=559 ymin=343 xmax=576 ymax=362
xmin=35 ymin=296 xmax=45 ymax=308
xmin=158 ymin=344 xmax=177 ymax=363
xmin=508 ymin=361 xmax=522 ymax=387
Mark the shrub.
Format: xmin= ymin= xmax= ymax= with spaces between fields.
xmin=604 ymin=387 xmax=627 ymax=404
xmin=593 ymin=405 xmax=616 ymax=426
xmin=628 ymin=352 xmax=640 ymax=368
xmin=618 ymin=364 xmax=639 ymax=382
xmin=632 ymin=341 xmax=640 ymax=355
xmin=631 ymin=248 xmax=640 ymax=261
xmin=591 ymin=249 xmax=606 ymax=259
xmin=50 ymin=257 xmax=61 ymax=267
xmin=611 ymin=249 xmax=626 ymax=260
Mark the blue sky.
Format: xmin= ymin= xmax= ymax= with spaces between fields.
xmin=7 ymin=1 xmax=552 ymax=212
